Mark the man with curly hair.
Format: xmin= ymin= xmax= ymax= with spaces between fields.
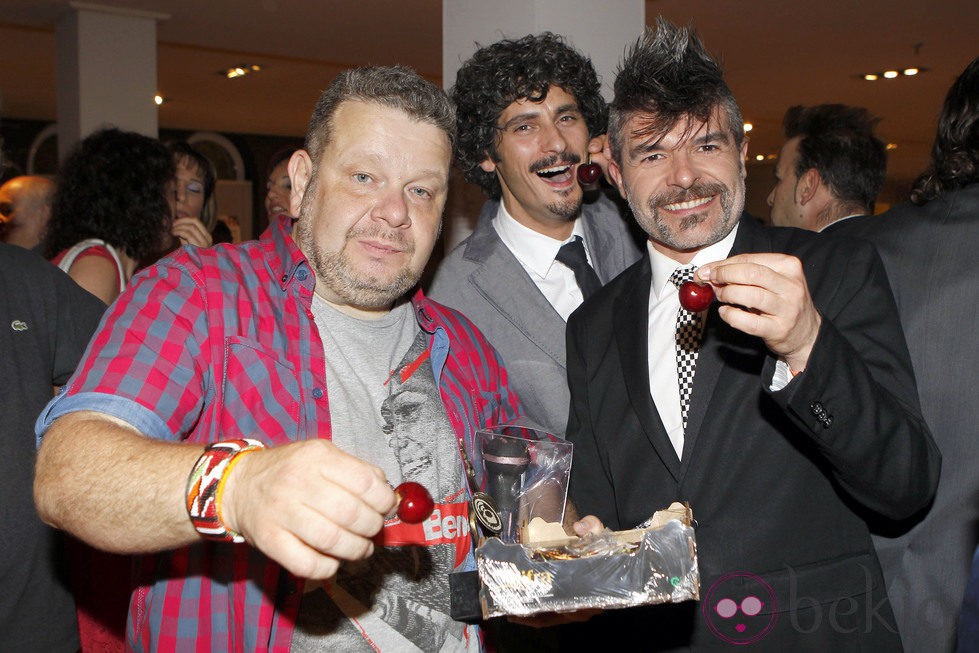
xmin=429 ymin=33 xmax=640 ymax=438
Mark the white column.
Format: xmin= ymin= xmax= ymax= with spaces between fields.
xmin=443 ymin=0 xmax=645 ymax=102
xmin=441 ymin=0 xmax=644 ymax=248
xmin=55 ymin=1 xmax=169 ymax=163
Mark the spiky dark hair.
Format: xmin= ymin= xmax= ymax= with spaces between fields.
xmin=608 ymin=17 xmax=743 ymax=162
xmin=783 ymin=104 xmax=886 ymax=212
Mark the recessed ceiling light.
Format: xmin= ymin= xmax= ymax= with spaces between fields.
xmin=154 ymin=94 xmax=165 ymax=105
xmin=883 ymin=70 xmax=899 ymax=79
xmin=864 ymin=73 xmax=879 ymax=81
xmin=220 ymin=64 xmax=263 ymax=79
xmin=903 ymin=67 xmax=919 ymax=76
xmin=743 ymin=122 xmax=753 ymax=132
xmin=886 ymin=143 xmax=898 ymax=150
xmin=755 ymin=154 xmax=764 ymax=161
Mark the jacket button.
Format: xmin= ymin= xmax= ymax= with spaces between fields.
xmin=312 ymin=387 xmax=324 ymax=399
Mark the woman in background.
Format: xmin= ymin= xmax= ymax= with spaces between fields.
xmin=44 ymin=128 xmax=211 ymax=305
xmin=167 ymin=140 xmax=220 ymax=244
xmin=265 ymin=144 xmax=299 ymax=219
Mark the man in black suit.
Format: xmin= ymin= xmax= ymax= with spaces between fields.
xmin=837 ymin=56 xmax=979 ymax=653
xmin=766 ymin=104 xmax=886 ymax=233
xmin=564 ymin=18 xmax=940 ymax=650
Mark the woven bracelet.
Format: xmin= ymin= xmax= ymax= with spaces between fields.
xmin=186 ymin=438 xmax=266 ymax=543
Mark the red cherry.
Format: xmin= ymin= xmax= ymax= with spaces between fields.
xmin=394 ymin=481 xmax=435 ymax=524
xmin=678 ymin=280 xmax=715 ymax=312
xmin=577 ymin=162 xmax=602 ymax=185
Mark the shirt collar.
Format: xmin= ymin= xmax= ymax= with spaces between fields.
xmin=647 ymin=223 xmax=740 ymax=299
xmin=265 ymin=213 xmax=312 ymax=291
xmin=818 ymin=213 xmax=864 ymax=232
xmin=492 ymin=202 xmax=586 ymax=279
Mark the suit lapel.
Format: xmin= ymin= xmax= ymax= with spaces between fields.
xmin=464 ymin=203 xmax=567 ymax=367
xmin=615 ymin=259 xmax=682 ymax=479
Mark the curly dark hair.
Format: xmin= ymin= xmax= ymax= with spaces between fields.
xmin=451 ymin=32 xmax=609 ymax=199
xmin=783 ymin=104 xmax=886 ymax=212
xmin=608 ymin=17 xmax=743 ymax=163
xmin=44 ymin=127 xmax=174 ymax=262
xmin=911 ymin=56 xmax=979 ymax=205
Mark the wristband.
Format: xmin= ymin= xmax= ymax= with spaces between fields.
xmin=186 ymin=438 xmax=265 ymax=543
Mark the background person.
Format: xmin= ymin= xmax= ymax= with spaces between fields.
xmin=1 ymin=243 xmax=105 ymax=653
xmin=838 ymin=56 xmax=979 ymax=653
xmin=0 ymin=175 xmax=55 ymax=251
xmin=767 ymin=104 xmax=887 ymax=232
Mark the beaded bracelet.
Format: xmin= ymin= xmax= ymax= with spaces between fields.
xmin=186 ymin=438 xmax=266 ymax=543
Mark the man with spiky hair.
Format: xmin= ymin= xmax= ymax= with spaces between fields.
xmin=564 ymin=18 xmax=939 ymax=649
xmin=429 ymin=33 xmax=640 ymax=438
xmin=767 ymin=104 xmax=887 ymax=232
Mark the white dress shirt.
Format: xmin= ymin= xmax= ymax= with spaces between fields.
xmin=493 ymin=203 xmax=592 ymax=321
xmin=647 ymin=226 xmax=738 ymax=458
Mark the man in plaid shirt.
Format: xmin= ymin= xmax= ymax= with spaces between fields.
xmin=33 ymin=66 xmax=538 ymax=651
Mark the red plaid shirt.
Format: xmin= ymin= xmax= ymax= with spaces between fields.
xmin=38 ymin=216 xmax=523 ymax=651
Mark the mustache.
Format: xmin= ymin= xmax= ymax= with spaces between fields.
xmin=529 ymin=152 xmax=582 ymax=174
xmin=648 ymin=182 xmax=728 ymax=209
xmin=346 ymin=224 xmax=413 ymax=252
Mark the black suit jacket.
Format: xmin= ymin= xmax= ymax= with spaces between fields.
xmin=565 ymin=216 xmax=940 ymax=650
xmin=834 ymin=184 xmax=979 ymax=652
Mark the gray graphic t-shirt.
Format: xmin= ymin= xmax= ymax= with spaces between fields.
xmin=292 ymin=297 xmax=476 ymax=652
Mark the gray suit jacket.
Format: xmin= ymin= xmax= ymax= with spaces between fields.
xmin=835 ymin=183 xmax=979 ymax=652
xmin=428 ymin=194 xmax=640 ymax=437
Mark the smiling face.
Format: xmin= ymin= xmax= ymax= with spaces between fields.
xmin=289 ymin=100 xmax=451 ymax=318
xmin=609 ymin=105 xmax=747 ymax=263
xmin=480 ymin=85 xmax=591 ymax=238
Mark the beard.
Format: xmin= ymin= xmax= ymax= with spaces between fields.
xmin=296 ymin=177 xmax=421 ymax=310
xmin=530 ymin=152 xmax=583 ymax=222
xmin=629 ymin=180 xmax=744 ymax=253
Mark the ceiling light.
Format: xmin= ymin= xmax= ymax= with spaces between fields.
xmin=220 ymin=64 xmax=263 ymax=79
xmin=154 ymin=94 xmax=165 ymax=105
xmin=755 ymin=154 xmax=764 ymax=161
xmin=743 ymin=122 xmax=753 ymax=132
xmin=886 ymin=143 xmax=898 ymax=150
xmin=859 ymin=67 xmax=927 ymax=81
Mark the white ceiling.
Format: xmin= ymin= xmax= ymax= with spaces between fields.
xmin=0 ymin=0 xmax=976 ymax=187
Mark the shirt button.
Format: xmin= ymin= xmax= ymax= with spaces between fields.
xmin=312 ymin=387 xmax=324 ymax=399
xmin=296 ymin=269 xmax=308 ymax=281
xmin=280 ymin=274 xmax=288 ymax=283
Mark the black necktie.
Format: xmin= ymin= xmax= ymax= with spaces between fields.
xmin=555 ymin=236 xmax=601 ymax=300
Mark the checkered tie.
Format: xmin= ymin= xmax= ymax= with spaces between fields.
xmin=670 ymin=265 xmax=704 ymax=432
